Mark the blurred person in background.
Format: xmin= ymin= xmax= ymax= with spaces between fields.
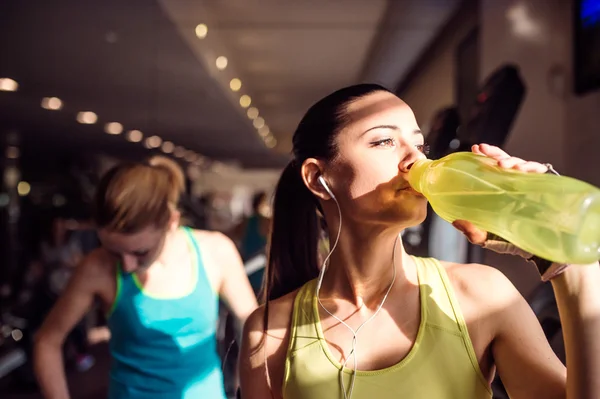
xmin=231 ymin=191 xmax=271 ymax=296
xmin=34 ymin=156 xmax=258 ymax=399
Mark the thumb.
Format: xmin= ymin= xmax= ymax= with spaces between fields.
xmin=451 ymin=220 xmax=488 ymax=245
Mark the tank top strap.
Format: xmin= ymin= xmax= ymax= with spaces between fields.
xmin=284 ymin=279 xmax=320 ymax=386
xmin=412 ymin=256 xmax=463 ymax=335
xmin=107 ymin=262 xmax=137 ymax=317
xmin=182 ymin=226 xmax=216 ymax=297
xmin=289 ymin=279 xmax=320 ymax=343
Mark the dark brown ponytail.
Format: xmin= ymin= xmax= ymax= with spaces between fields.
xmin=263 ymin=161 xmax=320 ymax=302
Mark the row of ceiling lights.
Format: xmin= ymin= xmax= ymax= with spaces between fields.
xmin=195 ymin=23 xmax=277 ymax=149
xmin=0 ymin=78 xmax=208 ymax=165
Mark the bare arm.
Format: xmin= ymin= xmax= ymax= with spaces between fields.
xmin=213 ymin=232 xmax=258 ymax=326
xmin=33 ymin=255 xmax=104 ymax=399
xmin=239 ymin=306 xmax=276 ymax=399
xmin=481 ymin=266 xmax=567 ymax=398
xmin=490 ymin=263 xmax=600 ymax=399
xmin=551 ymin=263 xmax=600 ymax=399
xmin=239 ymin=296 xmax=293 ymax=399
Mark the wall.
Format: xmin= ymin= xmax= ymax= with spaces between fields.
xmin=481 ymin=0 xmax=569 ymax=171
xmin=399 ymin=1 xmax=479 ymax=131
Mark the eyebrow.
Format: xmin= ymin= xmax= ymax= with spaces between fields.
xmin=361 ymin=125 xmax=422 ymax=137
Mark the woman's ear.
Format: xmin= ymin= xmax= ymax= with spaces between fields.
xmin=300 ymin=158 xmax=332 ymax=200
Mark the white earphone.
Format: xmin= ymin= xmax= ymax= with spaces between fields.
xmin=318 ymin=175 xmax=335 ymax=199
xmin=315 ymin=174 xmax=398 ymax=399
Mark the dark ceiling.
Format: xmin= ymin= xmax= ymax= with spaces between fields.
xmin=0 ymin=0 xmax=290 ymax=169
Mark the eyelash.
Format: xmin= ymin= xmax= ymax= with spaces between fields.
xmin=371 ymin=139 xmax=430 ymax=155
xmin=416 ymin=143 xmax=431 ymax=155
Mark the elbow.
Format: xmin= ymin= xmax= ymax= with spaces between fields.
xmin=33 ymin=329 xmax=62 ymax=354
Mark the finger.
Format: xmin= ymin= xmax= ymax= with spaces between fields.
xmin=513 ymin=161 xmax=548 ymax=174
xmin=452 ymin=220 xmax=488 ymax=245
xmin=477 ymin=143 xmax=510 ymax=160
xmin=497 ymin=157 xmax=526 ymax=169
xmin=471 ymin=144 xmax=483 ymax=154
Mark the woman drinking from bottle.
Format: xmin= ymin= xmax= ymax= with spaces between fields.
xmin=239 ymin=84 xmax=600 ymax=399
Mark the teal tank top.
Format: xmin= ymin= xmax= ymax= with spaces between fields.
xmin=106 ymin=228 xmax=226 ymax=399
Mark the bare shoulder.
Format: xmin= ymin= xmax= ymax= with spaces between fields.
xmin=75 ymin=248 xmax=117 ymax=303
xmin=189 ymin=228 xmax=242 ymax=287
xmin=77 ymin=248 xmax=115 ymax=285
xmin=241 ymin=288 xmax=299 ymax=393
xmin=245 ymin=288 xmax=298 ymax=342
xmin=191 ymin=228 xmax=237 ymax=254
xmin=441 ymin=261 xmax=522 ymax=313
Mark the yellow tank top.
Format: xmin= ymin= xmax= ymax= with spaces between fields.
xmin=282 ymin=256 xmax=492 ymax=399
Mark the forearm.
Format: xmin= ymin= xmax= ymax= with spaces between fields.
xmin=551 ymin=263 xmax=600 ymax=399
xmin=33 ymin=339 xmax=70 ymax=399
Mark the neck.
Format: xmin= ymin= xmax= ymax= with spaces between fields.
xmin=320 ymin=219 xmax=415 ymax=307
xmin=156 ymin=227 xmax=188 ymax=269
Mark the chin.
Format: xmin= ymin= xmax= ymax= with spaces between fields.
xmin=372 ymin=200 xmax=428 ymax=229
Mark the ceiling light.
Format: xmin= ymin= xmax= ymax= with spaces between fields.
xmin=265 ymin=136 xmax=277 ymax=148
xmin=258 ymin=125 xmax=270 ymax=137
xmin=239 ymin=95 xmax=251 ymax=108
xmin=105 ymin=122 xmax=123 ymax=135
xmin=184 ymin=151 xmax=198 ymax=162
xmin=195 ymin=24 xmax=208 ymax=39
xmin=17 ymin=181 xmax=31 ymax=196
xmin=216 ymin=56 xmax=228 ymax=70
xmin=229 ymin=78 xmax=242 ymax=92
xmin=247 ymin=107 xmax=259 ymax=119
xmin=5 ymin=146 xmax=19 ymax=159
xmin=77 ymin=111 xmax=97 ymax=124
xmin=253 ymin=117 xmax=265 ymax=129
xmin=41 ymin=97 xmax=63 ymax=110
xmin=0 ymin=78 xmax=18 ymax=92
xmin=161 ymin=141 xmax=174 ymax=153
xmin=126 ymin=130 xmax=143 ymax=143
xmin=146 ymin=135 xmax=162 ymax=148
xmin=173 ymin=146 xmax=186 ymax=158
xmin=194 ymin=157 xmax=206 ymax=167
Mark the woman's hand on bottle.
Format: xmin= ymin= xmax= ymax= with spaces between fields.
xmin=471 ymin=143 xmax=549 ymax=173
xmin=452 ymin=143 xmax=549 ymax=244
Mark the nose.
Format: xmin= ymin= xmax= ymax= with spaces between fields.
xmin=398 ymin=145 xmax=427 ymax=174
xmin=121 ymin=254 xmax=139 ymax=273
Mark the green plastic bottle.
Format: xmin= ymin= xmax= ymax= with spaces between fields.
xmin=407 ymin=152 xmax=600 ymax=265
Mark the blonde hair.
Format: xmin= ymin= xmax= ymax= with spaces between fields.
xmin=94 ymin=156 xmax=185 ymax=233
